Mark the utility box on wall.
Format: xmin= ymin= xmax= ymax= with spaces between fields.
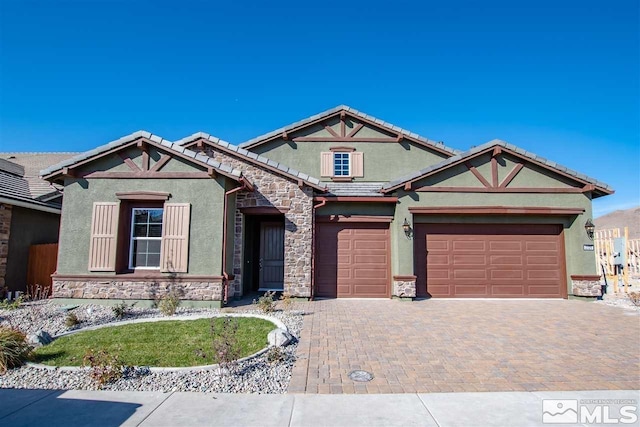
xmin=613 ymin=237 xmax=626 ymax=266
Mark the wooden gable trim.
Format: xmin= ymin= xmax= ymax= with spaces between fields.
xmin=43 ymin=137 xmax=243 ymax=183
xmin=499 ymin=163 xmax=524 ymax=188
xmin=408 ymin=206 xmax=585 ymax=215
xmin=464 ymin=161 xmax=492 ymax=188
xmin=84 ymin=171 xmax=212 ymax=179
xmin=383 ymin=145 xmax=611 ymax=195
xmin=243 ymin=110 xmax=454 ymax=157
xmin=182 ymin=138 xmax=328 ymax=192
xmin=116 ymin=191 xmax=170 ymax=201
xmin=414 ymin=186 xmax=586 ymax=193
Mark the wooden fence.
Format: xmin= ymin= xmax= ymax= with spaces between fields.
xmin=26 ymin=243 xmax=58 ymax=299
xmin=594 ymin=227 xmax=639 ymax=293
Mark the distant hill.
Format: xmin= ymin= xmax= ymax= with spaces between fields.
xmin=595 ymin=206 xmax=640 ymax=239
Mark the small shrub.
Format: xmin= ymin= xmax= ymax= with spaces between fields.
xmin=266 ymin=346 xmax=286 ymax=364
xmin=112 ymin=301 xmax=135 ymax=319
xmin=0 ymin=295 xmax=24 ymax=311
xmin=83 ymin=348 xmax=125 ymax=386
xmin=253 ymin=291 xmax=276 ymax=313
xmin=211 ymin=317 xmax=241 ymax=371
xmin=158 ymin=291 xmax=181 ymax=316
xmin=27 ymin=284 xmax=50 ymax=301
xmin=628 ymin=292 xmax=640 ymax=307
xmin=0 ymin=327 xmax=33 ymax=374
xmin=65 ymin=312 xmax=80 ymax=328
xmin=279 ymin=292 xmax=293 ymax=311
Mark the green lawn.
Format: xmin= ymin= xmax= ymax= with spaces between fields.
xmin=33 ymin=317 xmax=274 ymax=367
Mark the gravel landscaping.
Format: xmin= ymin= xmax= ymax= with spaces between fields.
xmin=594 ymin=291 xmax=640 ymax=313
xmin=0 ymin=301 xmax=303 ymax=393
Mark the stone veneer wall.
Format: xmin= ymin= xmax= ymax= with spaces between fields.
xmin=392 ymin=276 xmax=416 ymax=298
xmin=52 ymin=278 xmax=223 ymax=301
xmin=202 ymin=145 xmax=314 ymax=298
xmin=571 ymin=275 xmax=602 ymax=297
xmin=0 ymin=204 xmax=11 ymax=295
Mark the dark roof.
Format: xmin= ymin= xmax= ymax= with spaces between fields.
xmin=382 ymin=139 xmax=613 ymax=196
xmin=0 ymin=152 xmax=77 ymax=199
xmin=174 ymin=132 xmax=327 ymax=191
xmin=240 ymin=105 xmax=459 ymax=156
xmin=0 ymin=158 xmax=62 ymax=211
xmin=325 ymin=182 xmax=386 ymax=197
xmin=40 ymin=131 xmax=243 ymax=181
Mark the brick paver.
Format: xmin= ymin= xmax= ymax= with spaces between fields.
xmin=288 ymin=299 xmax=640 ymax=393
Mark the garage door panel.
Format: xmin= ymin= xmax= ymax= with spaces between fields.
xmin=455 ymin=285 xmax=489 ymax=296
xmin=316 ymin=222 xmax=390 ymax=298
xmin=453 ymin=241 xmax=486 ymax=251
xmin=490 ymin=241 xmax=522 ymax=251
xmin=527 ymin=256 xmax=559 ymax=265
xmin=429 ymin=255 xmax=450 ymax=265
xmin=428 ymin=240 xmax=449 ymax=251
xmin=490 ymin=255 xmax=523 ymax=265
xmin=491 ymin=270 xmax=524 ymax=279
xmin=526 ymin=241 xmax=558 ymax=251
xmin=453 ymin=255 xmax=486 ymax=265
xmin=415 ymin=223 xmax=564 ymax=298
xmin=492 ymin=285 xmax=525 ymax=296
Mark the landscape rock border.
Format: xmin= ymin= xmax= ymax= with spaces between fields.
xmin=27 ymin=312 xmax=289 ymax=372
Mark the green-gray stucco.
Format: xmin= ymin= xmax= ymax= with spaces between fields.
xmin=6 ymin=206 xmax=60 ymax=292
xmin=250 ymin=118 xmax=450 ymax=182
xmin=57 ymin=151 xmax=232 ymax=276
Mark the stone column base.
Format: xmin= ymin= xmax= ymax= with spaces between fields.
xmin=392 ymin=275 xmax=416 ymax=299
xmin=571 ymin=275 xmax=602 ymax=297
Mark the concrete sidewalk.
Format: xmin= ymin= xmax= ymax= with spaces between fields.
xmin=1 ymin=389 xmax=638 ymax=427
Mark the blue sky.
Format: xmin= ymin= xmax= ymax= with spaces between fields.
xmin=0 ymin=0 xmax=638 ymax=217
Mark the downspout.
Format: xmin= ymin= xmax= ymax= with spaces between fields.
xmin=310 ymin=198 xmax=327 ymax=301
xmin=222 ymin=177 xmax=251 ymax=304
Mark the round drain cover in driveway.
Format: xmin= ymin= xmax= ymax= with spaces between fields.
xmin=348 ymin=370 xmax=374 ymax=382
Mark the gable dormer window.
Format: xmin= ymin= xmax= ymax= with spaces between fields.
xmin=321 ymin=147 xmax=364 ymax=180
xmin=333 ymin=152 xmax=350 ymax=176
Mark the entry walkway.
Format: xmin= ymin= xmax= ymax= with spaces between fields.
xmin=2 ymin=388 xmax=638 ymax=426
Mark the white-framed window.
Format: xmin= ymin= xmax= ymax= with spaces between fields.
xmin=129 ymin=208 xmax=164 ymax=269
xmin=333 ymin=152 xmax=350 ymax=176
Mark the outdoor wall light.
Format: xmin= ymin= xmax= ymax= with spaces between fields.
xmin=584 ymin=219 xmax=595 ymax=240
xmin=402 ymin=217 xmax=413 ymax=239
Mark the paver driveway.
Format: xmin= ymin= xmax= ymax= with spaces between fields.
xmin=288 ymin=299 xmax=640 ymax=394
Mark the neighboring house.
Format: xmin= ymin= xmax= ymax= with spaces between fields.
xmin=40 ymin=106 xmax=612 ymax=306
xmin=0 ymin=153 xmax=77 ymax=295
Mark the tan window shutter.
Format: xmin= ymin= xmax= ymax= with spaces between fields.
xmin=88 ymin=202 xmax=120 ymax=271
xmin=321 ymin=152 xmax=333 ymax=177
xmin=161 ymin=203 xmax=191 ymax=273
xmin=351 ymin=152 xmax=364 ymax=177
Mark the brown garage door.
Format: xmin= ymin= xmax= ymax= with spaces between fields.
xmin=315 ymin=222 xmax=390 ymax=298
xmin=415 ymin=224 xmax=565 ymax=298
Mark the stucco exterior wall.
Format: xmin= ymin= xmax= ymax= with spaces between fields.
xmin=0 ymin=203 xmax=11 ymax=295
xmin=249 ymin=119 xmax=450 ymax=183
xmin=6 ymin=206 xmax=60 ymax=292
xmin=57 ymin=175 xmax=228 ymax=276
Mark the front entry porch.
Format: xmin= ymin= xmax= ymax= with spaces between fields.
xmin=241 ymin=213 xmax=285 ymax=295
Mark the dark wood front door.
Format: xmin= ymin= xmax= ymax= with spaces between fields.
xmin=259 ymin=221 xmax=285 ymax=290
xmin=414 ymin=223 xmax=565 ymax=298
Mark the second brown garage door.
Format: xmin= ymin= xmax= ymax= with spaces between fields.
xmin=315 ymin=222 xmax=390 ymax=298
xmin=415 ymin=223 xmax=566 ymax=298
